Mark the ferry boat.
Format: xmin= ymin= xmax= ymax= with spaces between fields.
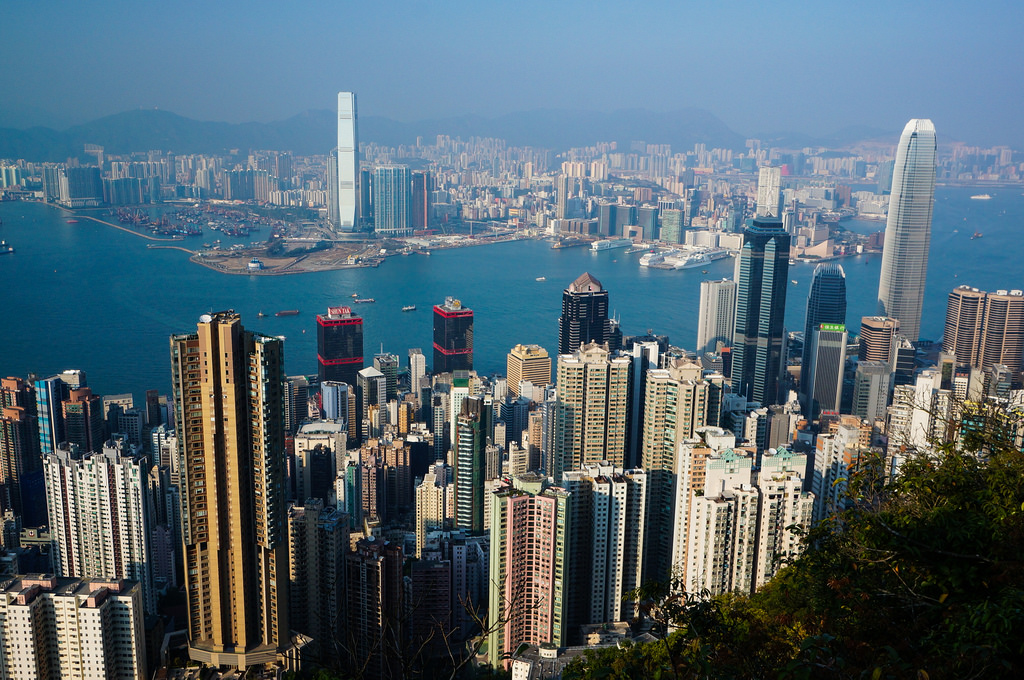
xmin=640 ymin=249 xmax=678 ymax=267
xmin=591 ymin=237 xmax=633 ymax=251
xmin=663 ymin=252 xmax=711 ymax=270
xmin=402 ymin=305 xmax=416 ymax=312
xmin=971 ymin=231 xmax=983 ymax=239
xmin=970 ymin=194 xmax=992 ymax=200
xmin=354 ymin=298 xmax=375 ymax=304
xmin=275 ymin=310 xmax=300 ymax=317
xmin=536 ymin=277 xmax=546 ymax=282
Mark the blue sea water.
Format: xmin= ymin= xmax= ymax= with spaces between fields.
xmin=1 ymin=186 xmax=1021 ymax=400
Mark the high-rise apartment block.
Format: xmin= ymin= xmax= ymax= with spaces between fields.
xmin=732 ymin=218 xmax=790 ymax=405
xmin=287 ymin=499 xmax=347 ymax=666
xmin=170 ymin=311 xmax=290 ymax=668
xmin=415 ymin=460 xmax=453 ymax=558
xmin=559 ymin=273 xmax=616 ymax=355
xmin=506 ymin=344 xmax=551 ymax=398
xmin=317 ymin=306 xmax=364 ymax=388
xmin=335 ymin=92 xmax=359 ymax=231
xmin=433 ymin=297 xmax=474 ymax=373
xmin=43 ymin=439 xmax=157 ymax=613
xmin=0 ymin=377 xmax=41 ymax=525
xmin=553 ymin=343 xmax=631 ymax=480
xmin=488 ymin=476 xmax=572 ymax=668
xmin=943 ymin=286 xmax=1024 ymax=382
xmin=877 ymin=119 xmax=937 ymax=342
xmin=0 ymin=576 xmax=147 ymax=679
xmin=561 ymin=464 xmax=646 ymax=626
xmin=345 ymin=536 xmax=405 ymax=679
xmin=696 ymin=278 xmax=737 ymax=355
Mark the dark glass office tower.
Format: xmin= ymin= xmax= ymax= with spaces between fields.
xmin=559 ymin=272 xmax=616 ymax=355
xmin=317 ymin=306 xmax=364 ymax=387
xmin=731 ymin=218 xmax=791 ymax=405
xmin=433 ymin=297 xmax=474 ymax=373
xmin=802 ymin=263 xmax=847 ymax=390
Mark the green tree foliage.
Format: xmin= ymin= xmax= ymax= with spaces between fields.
xmin=564 ymin=418 xmax=1024 ymax=679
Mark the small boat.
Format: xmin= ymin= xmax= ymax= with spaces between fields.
xmin=258 ymin=311 xmax=266 ymax=318
xmin=65 ymin=219 xmax=79 ymax=224
xmin=402 ymin=305 xmax=416 ymax=312
xmin=536 ymin=277 xmax=546 ymax=282
xmin=701 ymin=270 xmax=708 ymax=274
xmin=971 ymin=232 xmax=983 ymax=239
xmin=0 ymin=240 xmax=13 ymax=255
xmin=354 ymin=298 xmax=375 ymax=304
xmin=275 ymin=310 xmax=300 ymax=317
xmin=791 ymin=280 xmax=798 ymax=285
xmin=351 ymin=293 xmax=359 ymax=298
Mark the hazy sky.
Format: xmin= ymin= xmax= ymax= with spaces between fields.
xmin=4 ymin=0 xmax=1022 ymax=144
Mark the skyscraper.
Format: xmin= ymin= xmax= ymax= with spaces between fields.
xmin=696 ymin=278 xmax=737 ymax=355
xmin=336 ymin=91 xmax=359 ymax=232
xmin=558 ymin=272 xmax=615 ymax=355
xmin=731 ymin=218 xmax=791 ymax=405
xmin=859 ymin=316 xmax=900 ymax=363
xmin=877 ymin=119 xmax=937 ymax=342
xmin=454 ymin=395 xmax=490 ymax=534
xmin=373 ymin=165 xmax=412 ymax=236
xmin=411 ymin=170 xmax=431 ymax=230
xmin=804 ymin=323 xmax=849 ymax=420
xmin=943 ymin=286 xmax=1024 ymax=381
xmin=317 ymin=305 xmax=364 ymax=387
xmin=756 ymin=166 xmax=782 ymax=218
xmin=506 ymin=344 xmax=551 ymax=398
xmin=170 ymin=311 xmax=290 ymax=667
xmin=433 ymin=297 xmax=474 ymax=373
xmin=802 ymin=263 xmax=847 ymax=388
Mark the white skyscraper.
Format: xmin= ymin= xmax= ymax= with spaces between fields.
xmin=877 ymin=119 xmax=937 ymax=342
xmin=696 ymin=278 xmax=737 ymax=355
xmin=755 ymin=166 xmax=782 ymax=218
xmin=337 ymin=91 xmax=359 ymax=232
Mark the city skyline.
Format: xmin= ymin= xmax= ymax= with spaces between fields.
xmin=2 ymin=3 xmax=1023 ymax=148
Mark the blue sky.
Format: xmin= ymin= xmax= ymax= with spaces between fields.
xmin=3 ymin=0 xmax=1022 ymax=144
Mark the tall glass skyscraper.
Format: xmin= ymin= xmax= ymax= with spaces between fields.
xmin=877 ymin=119 xmax=936 ymax=342
xmin=731 ymin=218 xmax=790 ymax=405
xmin=802 ymin=263 xmax=847 ymax=379
xmin=558 ymin=272 xmax=616 ymax=355
xmin=336 ymin=92 xmax=359 ymax=232
xmin=373 ymin=165 xmax=412 ymax=236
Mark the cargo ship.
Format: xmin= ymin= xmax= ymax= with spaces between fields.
xmin=275 ymin=310 xmax=300 ymax=317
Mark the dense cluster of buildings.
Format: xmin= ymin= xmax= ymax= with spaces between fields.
xmin=0 ymin=111 xmax=1022 ymax=679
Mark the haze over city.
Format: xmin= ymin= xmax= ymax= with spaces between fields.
xmin=3 ymin=0 xmax=1023 ymax=146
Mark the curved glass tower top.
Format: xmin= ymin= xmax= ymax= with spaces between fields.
xmin=877 ymin=118 xmax=936 ymax=342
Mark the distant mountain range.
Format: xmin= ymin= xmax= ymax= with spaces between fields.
xmin=0 ymin=107 xmax=896 ymax=162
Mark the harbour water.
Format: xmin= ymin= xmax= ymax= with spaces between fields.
xmin=1 ymin=186 xmax=1021 ymax=399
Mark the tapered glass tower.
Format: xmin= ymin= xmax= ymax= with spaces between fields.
xmin=877 ymin=119 xmax=936 ymax=342
xmin=336 ymin=92 xmax=359 ymax=232
xmin=802 ymin=263 xmax=847 ymax=378
xmin=731 ymin=218 xmax=790 ymax=405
